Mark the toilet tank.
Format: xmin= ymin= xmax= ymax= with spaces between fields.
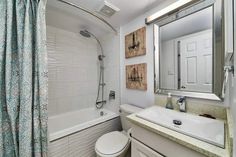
xmin=120 ymin=104 xmax=142 ymax=132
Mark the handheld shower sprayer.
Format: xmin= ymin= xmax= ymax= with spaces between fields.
xmin=80 ymin=30 xmax=106 ymax=109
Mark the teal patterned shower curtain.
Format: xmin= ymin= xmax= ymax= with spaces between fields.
xmin=0 ymin=0 xmax=48 ymax=157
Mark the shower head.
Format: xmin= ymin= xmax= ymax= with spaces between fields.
xmin=80 ymin=30 xmax=91 ymax=38
xmin=80 ymin=30 xmax=105 ymax=58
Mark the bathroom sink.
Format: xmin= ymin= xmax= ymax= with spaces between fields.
xmin=136 ymin=106 xmax=225 ymax=148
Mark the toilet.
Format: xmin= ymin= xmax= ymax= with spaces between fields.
xmin=95 ymin=104 xmax=142 ymax=157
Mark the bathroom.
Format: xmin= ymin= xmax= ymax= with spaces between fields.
xmin=0 ymin=0 xmax=236 ymax=157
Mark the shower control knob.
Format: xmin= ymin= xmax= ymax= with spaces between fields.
xmin=109 ymin=91 xmax=115 ymax=100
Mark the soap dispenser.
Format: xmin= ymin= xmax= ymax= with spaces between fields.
xmin=166 ymin=93 xmax=173 ymax=109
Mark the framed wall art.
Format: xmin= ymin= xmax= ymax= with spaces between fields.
xmin=126 ymin=63 xmax=147 ymax=90
xmin=125 ymin=27 xmax=146 ymax=58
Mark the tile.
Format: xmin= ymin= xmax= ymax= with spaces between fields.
xmin=47 ymin=26 xmax=121 ymax=115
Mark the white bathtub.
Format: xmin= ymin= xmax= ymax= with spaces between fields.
xmin=49 ymin=108 xmax=119 ymax=142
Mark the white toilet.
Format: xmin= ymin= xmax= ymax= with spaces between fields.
xmin=95 ymin=104 xmax=142 ymax=157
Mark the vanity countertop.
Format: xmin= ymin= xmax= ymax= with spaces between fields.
xmin=226 ymin=108 xmax=234 ymax=156
xmin=128 ymin=108 xmax=233 ymax=157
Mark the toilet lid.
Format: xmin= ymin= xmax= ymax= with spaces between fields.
xmin=95 ymin=131 xmax=129 ymax=155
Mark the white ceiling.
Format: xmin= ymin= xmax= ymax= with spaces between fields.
xmin=46 ymin=0 xmax=164 ymax=37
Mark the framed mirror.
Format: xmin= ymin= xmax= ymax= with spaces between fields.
xmin=153 ymin=0 xmax=224 ymax=101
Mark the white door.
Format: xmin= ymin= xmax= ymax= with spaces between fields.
xmin=180 ymin=30 xmax=212 ymax=92
xmin=132 ymin=139 xmax=164 ymax=157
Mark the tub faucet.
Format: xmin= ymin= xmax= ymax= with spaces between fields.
xmin=177 ymin=96 xmax=186 ymax=112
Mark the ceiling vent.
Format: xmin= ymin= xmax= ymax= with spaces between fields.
xmin=96 ymin=1 xmax=120 ymax=18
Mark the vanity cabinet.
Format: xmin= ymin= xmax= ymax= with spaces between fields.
xmin=132 ymin=138 xmax=164 ymax=157
xmin=131 ymin=124 xmax=207 ymax=157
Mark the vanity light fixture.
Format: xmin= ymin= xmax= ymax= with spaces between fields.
xmin=145 ymin=0 xmax=198 ymax=24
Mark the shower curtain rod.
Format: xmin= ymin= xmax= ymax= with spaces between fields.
xmin=57 ymin=0 xmax=117 ymax=34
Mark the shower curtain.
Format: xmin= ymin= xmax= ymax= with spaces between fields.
xmin=0 ymin=0 xmax=48 ymax=157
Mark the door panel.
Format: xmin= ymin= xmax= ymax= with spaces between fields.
xmin=187 ymin=57 xmax=197 ymax=84
xmin=180 ymin=30 xmax=212 ymax=92
xmin=132 ymin=139 xmax=164 ymax=157
xmin=204 ymin=54 xmax=212 ymax=84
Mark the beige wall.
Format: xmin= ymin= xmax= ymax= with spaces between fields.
xmin=120 ymin=0 xmax=228 ymax=108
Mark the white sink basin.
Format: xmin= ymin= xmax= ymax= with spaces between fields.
xmin=136 ymin=106 xmax=225 ymax=148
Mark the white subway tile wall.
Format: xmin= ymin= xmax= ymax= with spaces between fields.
xmin=47 ymin=26 xmax=98 ymax=116
xmin=101 ymin=34 xmax=121 ymax=114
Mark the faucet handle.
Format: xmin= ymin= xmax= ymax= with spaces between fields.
xmin=177 ymin=96 xmax=187 ymax=112
xmin=177 ymin=96 xmax=186 ymax=103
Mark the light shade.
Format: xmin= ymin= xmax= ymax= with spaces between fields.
xmin=146 ymin=0 xmax=197 ymax=24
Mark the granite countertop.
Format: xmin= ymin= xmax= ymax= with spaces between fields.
xmin=226 ymin=108 xmax=234 ymax=156
xmin=128 ymin=108 xmax=233 ymax=157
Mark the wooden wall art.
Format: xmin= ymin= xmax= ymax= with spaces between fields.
xmin=125 ymin=27 xmax=146 ymax=58
xmin=126 ymin=63 xmax=147 ymax=90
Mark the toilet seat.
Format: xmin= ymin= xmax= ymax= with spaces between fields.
xmin=95 ymin=131 xmax=130 ymax=157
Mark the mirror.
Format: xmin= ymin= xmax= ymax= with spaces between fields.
xmin=154 ymin=0 xmax=224 ymax=100
xmin=160 ymin=7 xmax=213 ymax=92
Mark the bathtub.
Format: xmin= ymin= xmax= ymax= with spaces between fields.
xmin=49 ymin=108 xmax=119 ymax=142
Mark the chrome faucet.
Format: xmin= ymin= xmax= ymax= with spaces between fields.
xmin=177 ymin=96 xmax=186 ymax=112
